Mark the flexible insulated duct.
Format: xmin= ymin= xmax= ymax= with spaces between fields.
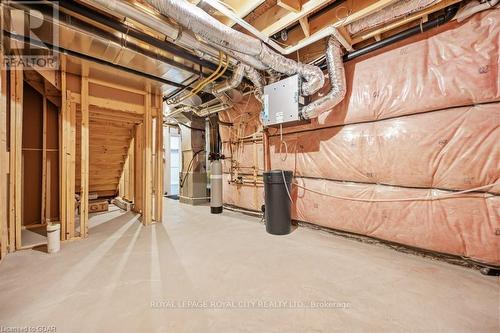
xmin=212 ymin=63 xmax=246 ymax=95
xmin=243 ymin=66 xmax=265 ymax=103
xmin=144 ymin=0 xmax=324 ymax=96
xmin=301 ymin=37 xmax=346 ymax=120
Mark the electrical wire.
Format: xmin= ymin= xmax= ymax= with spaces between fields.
xmin=180 ymin=149 xmax=205 ymax=188
xmin=282 ymin=169 xmax=293 ymax=202
xmin=292 ymin=181 xmax=499 ymax=202
xmin=278 ymin=123 xmax=293 ymax=202
xmin=174 ymin=51 xmax=227 ymax=104
xmin=190 ymin=52 xmax=229 ymax=95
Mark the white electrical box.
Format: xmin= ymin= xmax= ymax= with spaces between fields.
xmin=261 ymin=75 xmax=302 ymax=127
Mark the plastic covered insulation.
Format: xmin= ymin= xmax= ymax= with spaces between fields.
xmin=301 ymin=37 xmax=346 ymax=119
xmin=144 ymin=0 xmax=324 ymax=96
xmin=456 ymin=0 xmax=500 ymax=22
xmin=218 ymin=11 xmax=500 ymax=266
xmin=270 ymin=103 xmax=500 ymax=195
xmin=347 ymin=0 xmax=442 ymax=35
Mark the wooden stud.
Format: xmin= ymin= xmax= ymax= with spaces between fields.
xmin=154 ymin=95 xmax=163 ymax=222
xmin=0 ymin=54 xmax=8 ymax=257
xmin=67 ymin=100 xmax=76 ymax=238
xmin=9 ymin=67 xmax=23 ymax=250
xmin=255 ymin=0 xmax=330 ymax=36
xmin=128 ymin=138 xmax=135 ymax=203
xmin=134 ymin=124 xmax=144 ymax=214
xmin=69 ymin=92 xmax=144 ymax=115
xmin=41 ymin=88 xmax=47 ymax=225
xmin=59 ymin=56 xmax=67 ymax=241
xmin=88 ymin=78 xmax=147 ymax=96
xmin=280 ymin=0 xmax=402 ymax=48
xmin=143 ymin=85 xmax=152 ymax=225
xmin=277 ymin=0 xmax=302 ymax=13
xmin=80 ymin=63 xmax=89 ymax=238
xmin=299 ymin=16 xmax=310 ymax=37
xmin=337 ymin=26 xmax=354 ymax=51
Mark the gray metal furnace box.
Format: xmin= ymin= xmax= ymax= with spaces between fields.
xmin=262 ymin=75 xmax=302 ymax=126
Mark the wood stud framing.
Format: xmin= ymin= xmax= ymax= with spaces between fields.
xmin=154 ymin=96 xmax=163 ymax=223
xmin=10 ymin=67 xmax=23 ymax=251
xmin=238 ymin=0 xmax=457 ymax=60
xmin=143 ymin=85 xmax=153 ymax=226
xmin=0 ymin=52 xmax=164 ymax=256
xmin=0 ymin=53 xmax=8 ymax=258
xmin=80 ymin=62 xmax=89 ymax=238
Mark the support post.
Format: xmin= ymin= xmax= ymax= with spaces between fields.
xmin=41 ymin=88 xmax=47 ymax=225
xmin=80 ymin=63 xmax=89 ymax=238
xmin=59 ymin=56 xmax=67 ymax=240
xmin=0 ymin=54 xmax=8 ymax=257
xmin=133 ymin=124 xmax=144 ymax=214
xmin=143 ymin=85 xmax=152 ymax=225
xmin=154 ymin=95 xmax=163 ymax=222
xmin=67 ymin=99 xmax=76 ymax=238
xmin=9 ymin=67 xmax=23 ymax=250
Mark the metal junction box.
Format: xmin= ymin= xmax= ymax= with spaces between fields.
xmin=262 ymin=75 xmax=303 ymax=127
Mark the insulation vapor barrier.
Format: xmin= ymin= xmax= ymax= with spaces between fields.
xmin=270 ymin=104 xmax=500 ymax=194
xmin=282 ymin=10 xmax=499 ymax=133
xmin=219 ymin=11 xmax=500 ymax=265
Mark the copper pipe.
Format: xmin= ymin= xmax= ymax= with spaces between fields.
xmin=263 ymin=128 xmax=271 ymax=171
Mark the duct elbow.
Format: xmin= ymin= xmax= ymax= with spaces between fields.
xmin=244 ymin=66 xmax=264 ymax=103
xmin=300 ymin=37 xmax=346 ymax=120
xmin=257 ymin=45 xmax=324 ymax=96
xmin=212 ymin=63 xmax=245 ymax=95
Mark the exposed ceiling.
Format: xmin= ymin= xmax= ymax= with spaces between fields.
xmin=2 ymin=0 xmax=467 ymax=101
xmin=207 ymin=0 xmax=463 ymax=62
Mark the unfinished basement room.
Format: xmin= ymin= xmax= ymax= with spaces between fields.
xmin=0 ymin=0 xmax=499 ymax=332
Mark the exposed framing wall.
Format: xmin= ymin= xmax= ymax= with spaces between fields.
xmin=0 ymin=54 xmax=165 ymax=256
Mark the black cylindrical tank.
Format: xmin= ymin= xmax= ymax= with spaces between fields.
xmin=263 ymin=170 xmax=293 ymax=235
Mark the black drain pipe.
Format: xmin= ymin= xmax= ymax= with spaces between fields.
xmin=340 ymin=4 xmax=460 ymax=63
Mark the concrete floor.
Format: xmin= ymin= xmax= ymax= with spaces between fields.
xmin=0 ymin=199 xmax=498 ymax=333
